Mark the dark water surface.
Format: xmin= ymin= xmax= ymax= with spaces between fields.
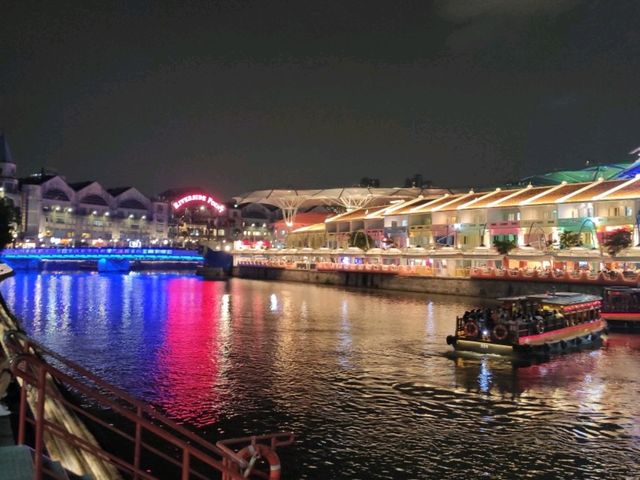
xmin=1 ymin=272 xmax=639 ymax=479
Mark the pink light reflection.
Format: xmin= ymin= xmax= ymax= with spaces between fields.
xmin=155 ymin=277 xmax=228 ymax=426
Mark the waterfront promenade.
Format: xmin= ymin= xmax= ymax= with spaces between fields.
xmin=233 ymin=263 xmax=609 ymax=298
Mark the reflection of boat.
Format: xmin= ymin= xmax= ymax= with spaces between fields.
xmin=601 ymin=287 xmax=640 ymax=330
xmin=446 ymin=292 xmax=607 ymax=356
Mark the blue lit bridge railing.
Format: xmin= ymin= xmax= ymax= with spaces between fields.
xmin=0 ymin=247 xmax=204 ymax=262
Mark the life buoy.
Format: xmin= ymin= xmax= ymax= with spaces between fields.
xmin=464 ymin=321 xmax=479 ymax=338
xmin=492 ymin=324 xmax=509 ymax=342
xmin=536 ymin=320 xmax=545 ymax=334
xmin=237 ymin=444 xmax=282 ymax=480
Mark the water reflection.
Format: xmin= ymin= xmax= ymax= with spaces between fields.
xmin=1 ymin=273 xmax=638 ymax=479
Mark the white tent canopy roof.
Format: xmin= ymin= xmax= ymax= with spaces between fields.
xmin=233 ymin=187 xmax=452 ymax=226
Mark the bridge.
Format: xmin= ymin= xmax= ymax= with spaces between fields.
xmin=0 ymin=247 xmax=203 ymax=272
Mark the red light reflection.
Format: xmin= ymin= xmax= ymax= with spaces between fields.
xmin=155 ymin=277 xmax=228 ymax=426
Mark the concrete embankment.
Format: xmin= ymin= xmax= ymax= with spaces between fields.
xmin=233 ymin=266 xmax=605 ymax=298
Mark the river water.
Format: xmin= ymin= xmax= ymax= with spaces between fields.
xmin=1 ymin=272 xmax=639 ymax=479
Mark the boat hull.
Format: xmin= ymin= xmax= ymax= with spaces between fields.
xmin=601 ymin=312 xmax=640 ymax=329
xmin=447 ymin=319 xmax=607 ymax=356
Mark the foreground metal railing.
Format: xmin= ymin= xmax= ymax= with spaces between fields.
xmin=4 ymin=330 xmax=294 ymax=479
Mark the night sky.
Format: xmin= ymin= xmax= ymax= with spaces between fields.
xmin=2 ymin=1 xmax=640 ymax=200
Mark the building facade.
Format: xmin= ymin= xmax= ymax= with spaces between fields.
xmin=17 ymin=174 xmax=169 ymax=247
xmin=290 ymin=176 xmax=640 ymax=256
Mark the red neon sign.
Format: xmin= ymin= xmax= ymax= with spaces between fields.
xmin=172 ymin=194 xmax=225 ymax=213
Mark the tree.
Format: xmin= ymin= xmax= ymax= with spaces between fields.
xmin=559 ymin=231 xmax=582 ymax=249
xmin=493 ymin=238 xmax=517 ymax=255
xmin=358 ymin=177 xmax=380 ymax=188
xmin=348 ymin=231 xmax=374 ymax=250
xmin=603 ymin=228 xmax=632 ymax=257
xmin=0 ymin=201 xmax=17 ymax=250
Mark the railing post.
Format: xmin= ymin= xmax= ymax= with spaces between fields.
xmin=133 ymin=405 xmax=143 ymax=480
xmin=34 ymin=364 xmax=47 ymax=480
xmin=17 ymin=367 xmax=27 ymax=444
xmin=181 ymin=449 xmax=190 ymax=480
xmin=222 ymin=457 xmax=229 ymax=480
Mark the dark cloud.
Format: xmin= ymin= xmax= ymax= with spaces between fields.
xmin=436 ymin=0 xmax=580 ymax=21
xmin=1 ymin=1 xmax=640 ymax=199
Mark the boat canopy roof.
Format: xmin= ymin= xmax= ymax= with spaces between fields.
xmin=498 ymin=292 xmax=602 ymax=306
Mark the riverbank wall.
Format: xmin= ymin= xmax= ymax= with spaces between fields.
xmin=233 ymin=266 xmax=605 ymax=298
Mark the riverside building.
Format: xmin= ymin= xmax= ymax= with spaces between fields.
xmin=18 ymin=173 xmax=170 ymax=247
xmin=0 ymin=133 xmax=169 ymax=247
xmin=237 ymin=151 xmax=640 ymax=279
xmin=0 ymin=134 xmax=277 ymax=249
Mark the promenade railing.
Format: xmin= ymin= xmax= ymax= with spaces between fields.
xmin=236 ymin=259 xmax=640 ymax=286
xmin=4 ymin=330 xmax=293 ymax=480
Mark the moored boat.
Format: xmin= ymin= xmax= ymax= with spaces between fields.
xmin=446 ymin=292 xmax=606 ymax=356
xmin=601 ymin=286 xmax=640 ymax=330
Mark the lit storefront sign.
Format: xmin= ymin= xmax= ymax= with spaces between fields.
xmin=172 ymin=194 xmax=225 ymax=213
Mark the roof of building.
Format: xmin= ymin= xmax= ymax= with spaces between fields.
xmin=68 ymin=181 xmax=95 ymax=191
xmin=273 ymin=211 xmax=330 ymax=227
xmin=19 ymin=173 xmax=59 ymax=186
xmin=521 ymin=163 xmax=631 ymax=185
xmin=325 ymin=206 xmax=388 ymax=223
xmin=107 ymin=187 xmax=132 ymax=196
xmin=233 ymin=187 xmax=448 ymax=210
xmin=367 ymin=176 xmax=640 ymax=216
xmin=291 ymin=223 xmax=326 ymax=233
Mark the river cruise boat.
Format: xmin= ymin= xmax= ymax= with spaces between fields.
xmin=446 ymin=292 xmax=606 ymax=356
xmin=601 ymin=286 xmax=640 ymax=329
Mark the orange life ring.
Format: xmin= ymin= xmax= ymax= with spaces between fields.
xmin=492 ymin=324 xmax=509 ymax=341
xmin=237 ymin=444 xmax=282 ymax=480
xmin=464 ymin=321 xmax=479 ymax=338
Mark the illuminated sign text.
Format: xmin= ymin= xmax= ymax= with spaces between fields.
xmin=172 ymin=194 xmax=225 ymax=213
